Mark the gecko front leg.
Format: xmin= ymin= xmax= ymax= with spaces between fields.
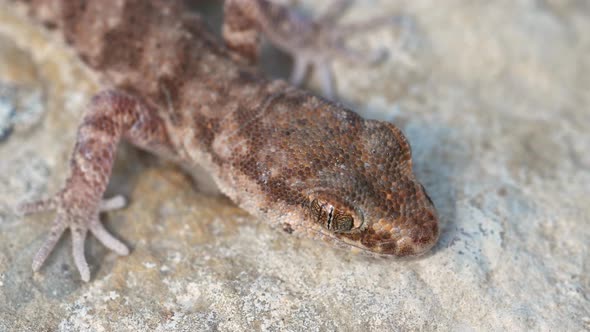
xmin=19 ymin=90 xmax=174 ymax=282
xmin=223 ymin=0 xmax=400 ymax=99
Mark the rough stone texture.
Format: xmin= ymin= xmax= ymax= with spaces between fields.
xmin=0 ymin=0 xmax=589 ymax=331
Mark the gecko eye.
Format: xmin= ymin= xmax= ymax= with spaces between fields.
xmin=309 ymin=199 xmax=360 ymax=233
xmin=331 ymin=213 xmax=354 ymax=232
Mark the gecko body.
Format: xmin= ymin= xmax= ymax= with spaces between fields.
xmin=13 ymin=0 xmax=439 ymax=281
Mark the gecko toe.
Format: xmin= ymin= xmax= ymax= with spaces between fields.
xmin=315 ymin=60 xmax=335 ymax=100
xmin=32 ymin=215 xmax=67 ymax=272
xmin=290 ymin=56 xmax=311 ymax=87
xmin=72 ymin=227 xmax=90 ymax=282
xmin=90 ymin=219 xmax=130 ymax=256
xmin=99 ymin=195 xmax=127 ymax=212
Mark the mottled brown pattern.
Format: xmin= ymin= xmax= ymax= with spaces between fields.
xmin=16 ymin=0 xmax=439 ymax=281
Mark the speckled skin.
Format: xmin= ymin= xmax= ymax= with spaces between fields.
xmin=16 ymin=0 xmax=438 ymax=281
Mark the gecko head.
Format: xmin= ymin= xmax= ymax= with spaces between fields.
xmin=243 ymin=92 xmax=439 ymax=257
xmin=301 ymin=119 xmax=439 ymax=257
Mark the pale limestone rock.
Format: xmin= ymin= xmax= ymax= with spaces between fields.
xmin=0 ymin=1 xmax=588 ymax=331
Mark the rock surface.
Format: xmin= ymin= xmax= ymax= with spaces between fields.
xmin=0 ymin=0 xmax=589 ymax=331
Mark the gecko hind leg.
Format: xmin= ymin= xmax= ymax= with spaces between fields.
xmin=19 ymin=90 xmax=174 ymax=282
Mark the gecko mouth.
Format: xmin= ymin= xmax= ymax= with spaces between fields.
xmin=420 ymin=184 xmax=435 ymax=207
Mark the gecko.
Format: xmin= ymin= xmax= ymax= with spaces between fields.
xmin=10 ymin=0 xmax=439 ymax=282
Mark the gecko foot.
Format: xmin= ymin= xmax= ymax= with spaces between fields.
xmin=301 ymin=13 xmax=412 ymax=99
xmin=224 ymin=0 xmax=412 ymax=99
xmin=16 ymin=90 xmax=175 ymax=282
xmin=19 ymin=194 xmax=129 ymax=282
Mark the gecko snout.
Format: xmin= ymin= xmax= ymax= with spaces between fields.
xmin=335 ymin=204 xmax=439 ymax=257
xmin=379 ymin=192 xmax=439 ymax=257
xmin=378 ymin=209 xmax=439 ymax=257
xmin=316 ymin=179 xmax=440 ymax=257
xmin=353 ymin=183 xmax=440 ymax=257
